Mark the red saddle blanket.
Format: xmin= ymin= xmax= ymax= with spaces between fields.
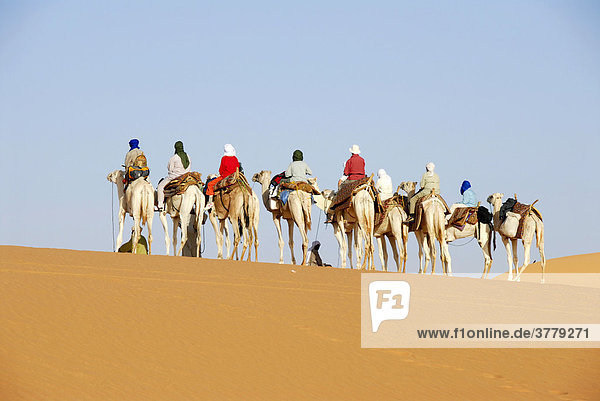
xmin=163 ymin=172 xmax=203 ymax=198
xmin=329 ymin=177 xmax=373 ymax=212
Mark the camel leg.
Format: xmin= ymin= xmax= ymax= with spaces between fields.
xmin=333 ymin=217 xmax=346 ymax=269
xmin=177 ymin=213 xmax=190 ymax=256
xmin=377 ymin=236 xmax=387 ymax=272
xmin=511 ymin=239 xmax=519 ymax=280
xmin=480 ymin=231 xmax=492 ymax=279
xmin=428 ymin=233 xmax=437 ymax=275
xmin=537 ymin=225 xmax=546 ymax=284
xmin=223 ymin=222 xmax=231 ymax=258
xmin=115 ymin=209 xmax=126 ymax=252
xmin=287 ymin=219 xmax=296 ymax=265
xmin=347 ymin=229 xmax=354 ymax=269
xmin=502 ymin=236 xmax=514 ymax=280
xmin=159 ymin=212 xmax=170 ymax=255
xmin=440 ymin=239 xmax=451 ymax=276
xmin=401 ymin=224 xmax=408 ymax=273
xmin=132 ymin=214 xmax=142 ymax=255
xmin=229 ymin=216 xmax=243 ymax=260
xmin=208 ymin=212 xmax=223 ymax=259
xmin=415 ymin=231 xmax=425 ymax=273
xmin=515 ymin=238 xmax=533 ymax=282
xmin=171 ymin=216 xmax=180 ymax=256
xmin=273 ymin=215 xmax=285 ymax=264
xmin=389 ymin=235 xmax=401 ymax=273
xmin=146 ymin=215 xmax=153 ymax=255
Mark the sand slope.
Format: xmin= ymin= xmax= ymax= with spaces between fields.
xmin=1 ymin=246 xmax=599 ymax=400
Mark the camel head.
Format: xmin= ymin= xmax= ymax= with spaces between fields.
xmin=487 ymin=193 xmax=504 ymax=210
xmin=399 ymin=181 xmax=417 ymax=195
xmin=251 ymin=170 xmax=271 ymax=185
xmin=107 ymin=169 xmax=124 ymax=184
xmin=307 ymin=177 xmax=318 ymax=191
xmin=321 ymin=189 xmax=335 ymax=200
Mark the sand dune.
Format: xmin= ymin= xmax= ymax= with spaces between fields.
xmin=1 ymin=246 xmax=599 ymax=400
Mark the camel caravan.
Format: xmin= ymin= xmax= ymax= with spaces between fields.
xmin=107 ymin=140 xmax=546 ymax=282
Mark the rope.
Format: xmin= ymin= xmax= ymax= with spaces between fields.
xmin=111 ymin=184 xmax=115 ymax=252
xmin=448 ymin=236 xmax=476 ymax=247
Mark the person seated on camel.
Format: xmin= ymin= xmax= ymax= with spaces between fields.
xmin=375 ymin=168 xmax=393 ymax=201
xmin=325 ymin=144 xmax=366 ymax=223
xmin=156 ymin=141 xmax=191 ymax=212
xmin=205 ymin=143 xmax=240 ymax=211
xmin=406 ymin=162 xmax=440 ymax=222
xmin=282 ymin=149 xmax=312 ymax=184
xmin=447 ymin=180 xmax=478 ymax=222
xmin=124 ymin=138 xmax=144 ymax=169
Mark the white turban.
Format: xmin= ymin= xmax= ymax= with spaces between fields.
xmin=377 ymin=168 xmax=387 ymax=179
xmin=224 ymin=144 xmax=236 ymax=157
xmin=426 ymin=162 xmax=435 ymax=172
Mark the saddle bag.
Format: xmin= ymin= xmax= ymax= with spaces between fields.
xmin=498 ymin=211 xmax=521 ymax=238
xmin=127 ymin=165 xmax=150 ymax=182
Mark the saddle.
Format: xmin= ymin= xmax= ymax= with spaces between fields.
xmin=214 ymin=171 xmax=251 ymax=194
xmin=448 ymin=206 xmax=479 ymax=230
xmin=374 ymin=195 xmax=406 ymax=228
xmin=279 ymin=181 xmax=321 ymax=195
xmin=329 ymin=176 xmax=374 ymax=213
xmin=411 ymin=192 xmax=450 ymax=232
xmin=502 ymin=200 xmax=542 ymax=239
xmin=163 ymin=172 xmax=203 ymax=198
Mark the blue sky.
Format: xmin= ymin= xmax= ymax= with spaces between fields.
xmin=1 ymin=1 xmax=598 ymax=273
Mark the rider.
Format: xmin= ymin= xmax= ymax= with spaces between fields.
xmin=282 ymin=149 xmax=312 ymax=183
xmin=156 ymin=141 xmax=191 ymax=212
xmin=205 ymin=143 xmax=240 ymax=210
xmin=375 ymin=168 xmax=393 ymax=201
xmin=407 ymin=162 xmax=440 ymax=222
xmin=124 ymin=138 xmax=144 ymax=168
xmin=447 ymin=180 xmax=478 ymax=220
xmin=326 ymin=144 xmax=366 ymax=223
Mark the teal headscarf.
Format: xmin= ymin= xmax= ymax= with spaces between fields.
xmin=292 ymin=149 xmax=303 ymax=161
xmin=174 ymin=141 xmax=190 ymax=169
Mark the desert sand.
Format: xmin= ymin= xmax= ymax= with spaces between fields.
xmin=1 ymin=246 xmax=599 ymax=400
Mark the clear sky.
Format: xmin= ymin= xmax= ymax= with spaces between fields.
xmin=1 ymin=1 xmax=599 ymax=273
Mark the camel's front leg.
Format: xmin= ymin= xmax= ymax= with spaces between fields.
xmin=346 ymin=229 xmax=354 ymax=268
xmin=115 ymin=209 xmax=126 ymax=252
xmin=480 ymin=230 xmax=492 ymax=279
xmin=272 ymin=215 xmax=285 ymax=264
xmin=415 ymin=231 xmax=425 ymax=273
xmin=511 ymin=239 xmax=519 ymax=280
xmin=229 ymin=217 xmax=242 ymax=260
xmin=287 ymin=219 xmax=296 ymax=265
xmin=428 ymin=233 xmax=437 ymax=274
xmin=336 ymin=214 xmax=348 ymax=268
xmin=501 ymin=236 xmax=514 ymax=280
xmin=401 ymin=224 xmax=408 ymax=273
xmin=208 ymin=212 xmax=223 ymax=259
xmin=389 ymin=235 xmax=401 ymax=273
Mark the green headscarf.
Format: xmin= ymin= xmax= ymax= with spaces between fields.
xmin=174 ymin=141 xmax=190 ymax=169
xmin=292 ymin=149 xmax=303 ymax=161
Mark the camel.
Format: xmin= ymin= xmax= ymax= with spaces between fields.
xmin=399 ymin=181 xmax=451 ymax=275
xmin=209 ymin=171 xmax=252 ymax=260
xmin=312 ymin=180 xmax=375 ymax=270
xmin=445 ymin=209 xmax=494 ymax=279
xmin=487 ymin=193 xmax=546 ymax=283
xmin=373 ymin=197 xmax=409 ymax=272
xmin=158 ymin=183 xmax=204 ymax=257
xmin=252 ymin=171 xmax=313 ymax=265
xmin=107 ymin=170 xmax=154 ymax=254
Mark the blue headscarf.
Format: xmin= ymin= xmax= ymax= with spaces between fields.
xmin=129 ymin=139 xmax=140 ymax=150
xmin=460 ymin=180 xmax=471 ymax=195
